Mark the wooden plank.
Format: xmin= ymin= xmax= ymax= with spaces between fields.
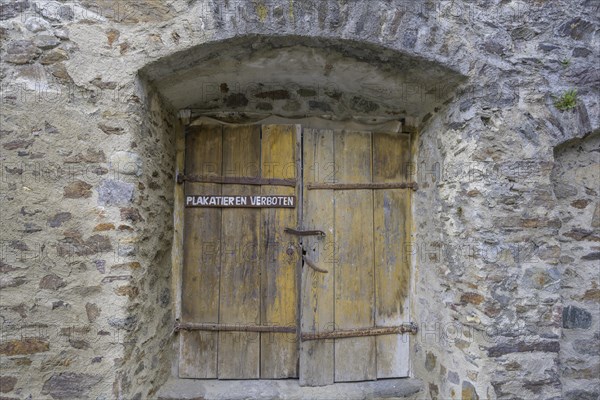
xmin=373 ymin=133 xmax=411 ymax=378
xmin=334 ymin=130 xmax=376 ymax=382
xmin=179 ymin=125 xmax=222 ymax=378
xmin=218 ymin=125 xmax=261 ymax=379
xmin=300 ymin=128 xmax=335 ymax=386
xmin=260 ymin=125 xmax=299 ymax=379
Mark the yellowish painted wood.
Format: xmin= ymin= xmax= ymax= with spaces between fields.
xmin=333 ymin=131 xmax=376 ymax=382
xmin=373 ymin=133 xmax=411 ymax=378
xmin=300 ymin=128 xmax=336 ymax=386
xmin=260 ymin=125 xmax=299 ymax=379
xmin=180 ymin=125 xmax=222 ymax=378
xmin=218 ymin=125 xmax=261 ymax=379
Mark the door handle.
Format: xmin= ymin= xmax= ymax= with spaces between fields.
xmin=284 ymin=228 xmax=326 ymax=237
xmin=302 ymin=254 xmax=328 ymax=273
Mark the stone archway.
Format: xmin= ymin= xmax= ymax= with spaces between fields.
xmin=137 ymin=33 xmax=466 ymax=398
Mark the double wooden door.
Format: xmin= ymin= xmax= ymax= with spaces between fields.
xmin=179 ymin=123 xmax=412 ymax=385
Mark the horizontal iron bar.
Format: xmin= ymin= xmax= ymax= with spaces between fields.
xmin=175 ymin=322 xmax=296 ymax=334
xmin=178 ymin=174 xmax=297 ymax=187
xmin=301 ymin=324 xmax=418 ymax=341
xmin=284 ymin=228 xmax=326 ymax=237
xmin=306 ymin=182 xmax=418 ymax=191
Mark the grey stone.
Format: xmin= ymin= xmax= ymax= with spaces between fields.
xmin=5 ymin=40 xmax=40 ymax=64
xmin=41 ymin=372 xmax=102 ymax=399
xmin=564 ymin=390 xmax=599 ymax=400
xmin=424 ymin=351 xmax=436 ymax=372
xmin=108 ymin=316 xmax=137 ymax=331
xmin=563 ymin=306 xmax=592 ymax=329
xmin=25 ymin=17 xmax=51 ymax=32
xmin=157 ymin=378 xmax=423 ymax=400
xmin=581 ymin=252 xmax=600 ymax=261
xmin=0 ymin=0 xmax=29 ymax=20
xmin=448 ymin=371 xmax=460 ymax=385
xmin=110 ymin=151 xmax=142 ymax=176
xmin=573 ymin=338 xmax=600 ymax=356
xmin=349 ymin=96 xmax=379 ymax=113
xmin=48 ymin=212 xmax=71 ymax=228
xmin=97 ymin=179 xmax=134 ymax=206
xmin=34 ymin=1 xmax=74 ymax=22
xmin=34 ymin=35 xmax=61 ymax=49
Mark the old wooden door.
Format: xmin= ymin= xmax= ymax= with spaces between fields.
xmin=179 ymin=124 xmax=412 ymax=384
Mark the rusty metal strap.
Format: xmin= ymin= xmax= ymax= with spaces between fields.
xmin=301 ymin=324 xmax=418 ymax=341
xmin=174 ymin=322 xmax=296 ymax=334
xmin=177 ymin=173 xmax=296 ymax=187
xmin=306 ymin=182 xmax=418 ymax=191
xmin=284 ymin=228 xmax=326 ymax=237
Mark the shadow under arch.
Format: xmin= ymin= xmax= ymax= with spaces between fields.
xmin=139 ymin=34 xmax=466 ymax=126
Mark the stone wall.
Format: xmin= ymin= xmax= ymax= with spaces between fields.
xmin=0 ymin=0 xmax=598 ymax=399
xmin=552 ymin=132 xmax=600 ymax=400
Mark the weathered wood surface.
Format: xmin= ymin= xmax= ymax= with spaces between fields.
xmin=180 ymin=125 xmax=222 ymax=378
xmin=260 ymin=125 xmax=299 ymax=379
xmin=180 ymin=125 xmax=411 ymax=383
xmin=300 ymin=128 xmax=336 ymax=386
xmin=334 ymin=130 xmax=376 ymax=382
xmin=218 ymin=125 xmax=261 ymax=379
xmin=373 ymin=133 xmax=411 ymax=378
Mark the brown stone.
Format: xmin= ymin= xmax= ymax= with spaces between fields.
xmin=85 ymin=303 xmax=101 ymax=322
xmin=0 ymin=376 xmax=17 ymax=393
xmin=564 ymin=228 xmax=600 ymax=242
xmin=0 ymin=339 xmax=49 ymax=356
xmin=98 ymin=123 xmax=125 ymax=135
xmin=3 ymin=139 xmax=34 ymax=150
xmin=571 ymin=199 xmax=591 ymax=209
xmin=592 ymin=203 xmax=600 ymax=227
xmin=581 ymin=288 xmax=600 ymax=301
xmin=78 ymin=235 xmax=112 ymax=255
xmin=39 ymin=48 xmax=68 ymax=65
xmin=93 ymin=223 xmax=115 ymax=232
xmin=39 ymin=273 xmax=66 ymax=290
xmin=115 ymin=285 xmax=139 ymax=299
xmin=111 ymin=261 xmax=141 ymax=270
xmin=425 ymin=351 xmax=437 ymax=372
xmin=460 ymin=292 xmax=484 ymax=305
xmin=120 ymin=207 xmax=144 ymax=223
xmin=48 ymin=63 xmax=73 ymax=83
xmin=462 ymin=381 xmax=479 ymax=400
xmin=106 ymin=29 xmax=120 ymax=46
xmin=63 ymin=180 xmax=93 ymax=198
xmin=487 ymin=340 xmax=559 ymax=357
xmin=101 ymin=275 xmax=131 ymax=283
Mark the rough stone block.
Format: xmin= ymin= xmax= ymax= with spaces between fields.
xmin=41 ymin=372 xmax=102 ymax=399
xmin=98 ymin=179 xmax=134 ymax=206
xmin=563 ymin=305 xmax=593 ymax=329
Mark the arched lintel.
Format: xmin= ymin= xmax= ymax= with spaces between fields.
xmin=139 ymin=34 xmax=467 ymax=124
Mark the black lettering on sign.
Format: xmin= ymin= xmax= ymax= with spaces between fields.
xmin=186 ymin=195 xmax=296 ymax=208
